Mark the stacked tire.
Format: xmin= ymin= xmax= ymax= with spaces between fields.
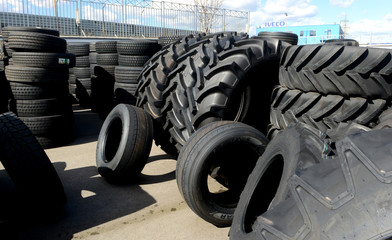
xmin=67 ymin=42 xmax=91 ymax=108
xmin=115 ymin=39 xmax=161 ymax=105
xmin=0 ymin=44 xmax=10 ymax=114
xmin=4 ymin=27 xmax=75 ymax=149
xmin=91 ymin=41 xmax=117 ymax=119
xmin=136 ymin=32 xmax=289 ymax=155
xmin=157 ymin=35 xmax=183 ymax=48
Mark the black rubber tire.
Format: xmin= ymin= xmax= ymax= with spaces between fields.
xmin=324 ymin=38 xmax=359 ymax=46
xmin=8 ymin=32 xmax=66 ymax=53
xmin=96 ymin=53 xmax=118 ymax=65
xmin=279 ymin=44 xmax=392 ymax=98
xmin=89 ymin=52 xmax=97 ymax=64
xmin=117 ymin=40 xmax=161 ymax=56
xmin=67 ymin=43 xmax=90 ymax=56
xmin=69 ymin=83 xmax=76 ymax=94
xmin=118 ymin=55 xmax=150 ymax=67
xmin=14 ymin=98 xmax=72 ymax=117
xmin=136 ymin=32 xmax=247 ymax=155
xmin=73 ymin=67 xmax=91 ymax=78
xmin=176 ymin=121 xmax=269 ymax=227
xmin=9 ymin=81 xmax=68 ymax=100
xmin=68 ymin=74 xmax=76 ymax=84
xmin=96 ymin=104 xmax=153 ymax=183
xmin=114 ymin=82 xmax=137 ymax=94
xmin=95 ymin=41 xmax=117 ymax=54
xmin=167 ymin=38 xmax=286 ymax=151
xmin=158 ymin=36 xmax=184 ymax=47
xmin=89 ymin=42 xmax=96 ymax=52
xmin=0 ymin=112 xmax=66 ymax=210
xmin=114 ymin=66 xmax=142 ymax=84
xmin=269 ymin=86 xmax=387 ymax=133
xmin=12 ymin=52 xmax=75 ymax=68
xmin=257 ymin=31 xmax=298 ymax=45
xmin=75 ymin=55 xmax=90 ymax=67
xmin=2 ymin=27 xmax=59 ymax=42
xmin=94 ymin=65 xmax=116 ymax=78
xmin=0 ymin=71 xmax=10 ymax=114
xmin=5 ymin=65 xmax=68 ymax=83
xmin=76 ymin=77 xmax=92 ymax=89
xmin=20 ymin=114 xmax=72 ymax=135
xmin=230 ymin=128 xmax=392 ymax=240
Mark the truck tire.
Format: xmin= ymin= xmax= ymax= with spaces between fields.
xmin=8 ymin=32 xmax=66 ymax=53
xmin=176 ymin=121 xmax=269 ymax=227
xmin=230 ymin=128 xmax=392 ymax=240
xmin=325 ymin=38 xmax=359 ymax=46
xmin=96 ymin=53 xmax=118 ymax=66
xmin=12 ymin=52 xmax=75 ymax=68
xmin=118 ymin=55 xmax=150 ymax=67
xmin=96 ymin=104 xmax=153 ymax=183
xmin=5 ymin=65 xmax=68 ymax=83
xmin=67 ymin=43 xmax=90 ymax=56
xmin=2 ymin=27 xmax=59 ymax=42
xmin=279 ymin=45 xmax=392 ymax=98
xmin=96 ymin=41 xmax=117 ymax=54
xmin=117 ymin=40 xmax=161 ymax=56
xmin=270 ymin=86 xmax=386 ymax=133
xmin=0 ymin=112 xmax=66 ymax=210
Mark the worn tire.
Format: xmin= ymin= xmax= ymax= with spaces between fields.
xmin=73 ymin=67 xmax=91 ymax=78
xmin=158 ymin=36 xmax=183 ymax=47
xmin=269 ymin=86 xmax=387 ymax=133
xmin=75 ymin=55 xmax=90 ymax=67
xmin=176 ymin=121 xmax=269 ymax=227
xmin=279 ymin=44 xmax=392 ymax=98
xmin=12 ymin=52 xmax=75 ymax=68
xmin=230 ymin=128 xmax=392 ymax=240
xmin=96 ymin=104 xmax=153 ymax=183
xmin=0 ymin=112 xmax=66 ymax=209
xmin=14 ymin=98 xmax=72 ymax=117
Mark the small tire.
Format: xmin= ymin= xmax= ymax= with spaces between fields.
xmin=176 ymin=121 xmax=269 ymax=227
xmin=96 ymin=104 xmax=153 ymax=183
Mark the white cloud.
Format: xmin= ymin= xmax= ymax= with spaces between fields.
xmin=329 ymin=0 xmax=354 ymax=8
xmin=83 ymin=5 xmax=120 ymax=22
xmin=347 ymin=13 xmax=392 ymax=43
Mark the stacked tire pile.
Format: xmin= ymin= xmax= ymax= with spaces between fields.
xmin=114 ymin=39 xmax=161 ymax=105
xmin=91 ymin=41 xmax=117 ymax=119
xmin=157 ymin=35 xmax=183 ymax=48
xmin=89 ymin=42 xmax=97 ymax=77
xmin=0 ymin=42 xmax=10 ymax=114
xmin=4 ymin=27 xmax=75 ymax=149
xmin=67 ymin=42 xmax=91 ymax=107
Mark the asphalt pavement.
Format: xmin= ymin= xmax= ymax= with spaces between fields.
xmin=0 ymin=107 xmax=229 ymax=240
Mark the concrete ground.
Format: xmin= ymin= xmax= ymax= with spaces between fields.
xmin=0 ymin=107 xmax=230 ymax=240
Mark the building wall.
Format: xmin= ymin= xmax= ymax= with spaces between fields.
xmin=257 ymin=24 xmax=344 ymax=45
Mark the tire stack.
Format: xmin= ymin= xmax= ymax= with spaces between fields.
xmin=115 ymin=39 xmax=161 ymax=105
xmin=0 ymin=41 xmax=10 ymax=114
xmin=67 ymin=42 xmax=91 ymax=108
xmin=89 ymin=42 xmax=97 ymax=77
xmin=91 ymin=41 xmax=117 ymax=119
xmin=4 ymin=28 xmax=75 ymax=149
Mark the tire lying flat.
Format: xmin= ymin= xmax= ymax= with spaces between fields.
xmin=96 ymin=104 xmax=153 ymax=183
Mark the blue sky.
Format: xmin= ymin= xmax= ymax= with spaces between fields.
xmin=217 ymin=0 xmax=392 ymax=37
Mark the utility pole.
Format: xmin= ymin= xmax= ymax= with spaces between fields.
xmin=340 ymin=14 xmax=349 ymax=38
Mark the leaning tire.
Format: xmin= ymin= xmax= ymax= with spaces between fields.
xmin=324 ymin=38 xmax=359 ymax=46
xmin=230 ymin=128 xmax=392 ymax=239
xmin=176 ymin=121 xmax=269 ymax=227
xmin=0 ymin=112 xmax=66 ymax=209
xmin=96 ymin=104 xmax=153 ymax=183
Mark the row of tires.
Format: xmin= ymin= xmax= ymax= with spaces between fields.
xmin=95 ymin=31 xmax=392 ymax=239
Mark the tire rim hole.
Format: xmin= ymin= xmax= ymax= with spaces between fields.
xmin=206 ymin=141 xmax=262 ymax=208
xmin=104 ymin=117 xmax=123 ymax=162
xmin=243 ymin=154 xmax=284 ymax=233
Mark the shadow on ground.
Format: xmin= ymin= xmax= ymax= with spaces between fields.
xmin=0 ymin=160 xmax=158 ymax=239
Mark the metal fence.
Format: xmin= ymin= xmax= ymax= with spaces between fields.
xmin=0 ymin=0 xmax=249 ymax=38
